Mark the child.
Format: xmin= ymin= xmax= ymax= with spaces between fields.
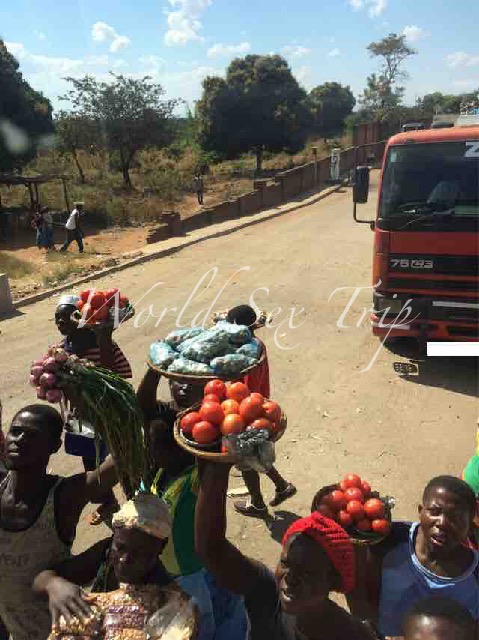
xmin=402 ymin=596 xmax=476 ymax=640
xmin=222 ymin=304 xmax=296 ymax=519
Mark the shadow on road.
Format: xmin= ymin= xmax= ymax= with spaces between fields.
xmin=0 ymin=308 xmax=24 ymax=322
xmin=387 ymin=338 xmax=478 ymax=398
xmin=267 ymin=509 xmax=301 ymax=543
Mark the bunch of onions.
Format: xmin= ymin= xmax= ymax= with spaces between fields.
xmin=29 ymin=347 xmax=145 ymax=498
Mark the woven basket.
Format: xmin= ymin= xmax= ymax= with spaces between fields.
xmin=148 ymin=347 xmax=265 ymax=383
xmin=173 ymin=401 xmax=287 ymax=462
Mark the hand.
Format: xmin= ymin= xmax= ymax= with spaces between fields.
xmin=46 ymin=576 xmax=94 ymax=624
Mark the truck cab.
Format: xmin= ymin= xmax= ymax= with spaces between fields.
xmin=353 ymin=126 xmax=479 ymax=344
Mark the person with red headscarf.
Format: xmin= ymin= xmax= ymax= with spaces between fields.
xmin=195 ymin=461 xmax=376 ymax=640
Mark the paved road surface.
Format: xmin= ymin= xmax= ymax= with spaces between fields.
xmin=1 ymin=175 xmax=477 ymax=565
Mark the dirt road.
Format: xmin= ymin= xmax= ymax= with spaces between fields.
xmin=1 ymin=176 xmax=477 ymax=565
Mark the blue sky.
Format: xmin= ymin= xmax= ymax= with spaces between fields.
xmin=2 ymin=0 xmax=478 ymax=112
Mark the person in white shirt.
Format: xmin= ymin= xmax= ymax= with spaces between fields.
xmin=60 ymin=202 xmax=84 ymax=253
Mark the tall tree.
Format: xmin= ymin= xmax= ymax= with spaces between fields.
xmin=309 ymin=82 xmax=356 ymax=136
xmin=61 ymin=74 xmax=178 ymax=189
xmin=197 ymin=55 xmax=311 ymax=172
xmin=0 ymin=40 xmax=53 ymax=172
xmin=360 ymin=34 xmax=416 ymax=115
xmin=55 ymin=112 xmax=99 ymax=183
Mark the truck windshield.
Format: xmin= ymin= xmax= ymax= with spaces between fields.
xmin=379 ymin=141 xmax=479 ymax=219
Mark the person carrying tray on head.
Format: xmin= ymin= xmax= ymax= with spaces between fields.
xmin=220 ymin=304 xmax=296 ymax=519
xmin=54 ymin=294 xmax=132 ymax=526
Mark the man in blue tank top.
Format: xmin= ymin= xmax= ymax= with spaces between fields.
xmin=348 ymin=475 xmax=479 ymax=637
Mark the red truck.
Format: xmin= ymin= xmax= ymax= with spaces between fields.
xmin=353 ymin=125 xmax=479 ymax=347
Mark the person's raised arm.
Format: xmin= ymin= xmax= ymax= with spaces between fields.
xmin=91 ymin=322 xmax=115 ymax=370
xmin=195 ymin=460 xmax=265 ymax=595
xmin=33 ymin=538 xmax=111 ymax=624
xmin=136 ymin=367 xmax=161 ymax=416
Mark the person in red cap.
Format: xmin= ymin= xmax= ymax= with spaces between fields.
xmin=195 ymin=461 xmax=376 ymax=640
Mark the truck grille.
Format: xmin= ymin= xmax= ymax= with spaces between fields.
xmin=388 ymin=278 xmax=478 ymax=293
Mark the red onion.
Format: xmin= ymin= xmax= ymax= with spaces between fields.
xmin=30 ymin=365 xmax=44 ymax=380
xmin=32 ymin=358 xmax=44 ymax=367
xmin=36 ymin=386 xmax=47 ymax=400
xmin=43 ymin=357 xmax=58 ymax=373
xmin=46 ymin=389 xmax=63 ymax=404
xmin=40 ymin=372 xmax=57 ymax=389
xmin=29 ymin=375 xmax=37 ymax=387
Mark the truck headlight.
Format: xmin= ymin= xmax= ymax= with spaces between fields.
xmin=375 ymin=297 xmax=405 ymax=315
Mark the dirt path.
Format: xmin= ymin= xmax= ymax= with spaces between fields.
xmin=0 ymin=178 xmax=477 ymax=564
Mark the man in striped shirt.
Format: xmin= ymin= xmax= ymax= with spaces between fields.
xmin=54 ymin=295 xmax=132 ymax=524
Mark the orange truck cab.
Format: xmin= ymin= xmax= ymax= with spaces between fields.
xmin=353 ymin=125 xmax=479 ymax=346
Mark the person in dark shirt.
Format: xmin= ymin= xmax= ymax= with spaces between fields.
xmin=195 ymin=461 xmax=375 ymax=640
xmin=402 ymin=596 xmax=477 ymax=640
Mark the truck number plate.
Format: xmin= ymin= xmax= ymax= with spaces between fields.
xmin=390 ymin=258 xmax=434 ymax=270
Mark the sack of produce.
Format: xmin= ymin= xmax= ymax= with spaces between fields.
xmin=223 ymin=429 xmax=276 ymax=473
xmin=215 ymin=321 xmax=252 ymax=345
xmin=49 ymin=584 xmax=197 ymax=640
xmin=167 ymin=357 xmax=213 ymax=375
xmin=149 ymin=342 xmax=177 ymax=369
xmin=30 ymin=347 xmax=145 ymax=498
xmin=210 ymin=354 xmax=256 ymax=376
xmin=312 ymin=474 xmax=394 ymax=544
xmin=179 ymin=328 xmax=230 ymax=363
xmin=164 ymin=327 xmax=203 ymax=349
xmin=236 ymin=338 xmax=262 ymax=359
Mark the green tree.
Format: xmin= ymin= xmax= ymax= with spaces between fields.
xmin=360 ymin=34 xmax=416 ymax=115
xmin=309 ymin=82 xmax=356 ymax=136
xmin=0 ymin=39 xmax=53 ymax=172
xmin=55 ymin=111 xmax=100 ymax=183
xmin=61 ymin=73 xmax=178 ymax=189
xmin=197 ymin=55 xmax=311 ymax=173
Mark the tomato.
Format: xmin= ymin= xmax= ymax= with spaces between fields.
xmin=105 ymin=288 xmax=119 ymax=307
xmin=371 ymin=519 xmax=391 ymax=535
xmin=76 ymin=300 xmax=85 ymax=311
xmin=192 ymin=421 xmax=219 ymax=444
xmin=239 ymin=396 xmax=265 ymax=423
xmin=356 ymin=518 xmax=372 ymax=532
xmin=363 ymin=499 xmax=385 ymax=521
xmin=337 ymin=510 xmax=353 ymax=528
xmin=249 ymin=392 xmax=265 ymax=404
xmin=180 ymin=411 xmax=201 ymax=436
xmin=226 ymin=382 xmax=250 ymax=403
xmin=221 ymin=399 xmax=240 ymax=416
xmin=361 ymin=480 xmax=372 ymax=497
xmin=325 ymin=490 xmax=347 ymax=512
xmin=91 ymin=305 xmax=109 ymax=322
xmin=220 ymin=414 xmax=245 ymax=436
xmin=343 ymin=474 xmax=362 ymax=489
xmin=317 ymin=504 xmax=335 ymax=520
xmin=119 ymin=295 xmax=129 ymax=309
xmin=346 ymin=500 xmax=365 ymax=521
xmin=90 ymin=292 xmax=106 ymax=310
xmin=203 ymin=394 xmax=221 ymax=404
xmin=204 ymin=379 xmax=227 ymax=400
xmin=249 ymin=418 xmax=273 ymax=432
xmin=199 ymin=402 xmax=224 ymax=426
xmin=339 ymin=480 xmax=347 ymax=492
xmin=263 ymin=400 xmax=281 ymax=423
xmin=344 ymin=487 xmax=364 ymax=504
xmin=80 ymin=289 xmax=92 ymax=303
xmin=82 ymin=303 xmax=93 ymax=319
xmin=221 ymin=444 xmax=228 ymax=454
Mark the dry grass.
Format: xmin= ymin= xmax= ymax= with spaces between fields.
xmin=0 ymin=252 xmax=34 ymax=279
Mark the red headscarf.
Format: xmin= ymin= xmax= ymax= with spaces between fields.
xmin=282 ymin=512 xmax=355 ymax=593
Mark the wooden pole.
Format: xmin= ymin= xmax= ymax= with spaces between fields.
xmin=33 ymin=183 xmax=39 ymax=210
xmin=27 ymin=184 xmax=35 ymax=211
xmin=62 ymin=178 xmax=71 ymax=213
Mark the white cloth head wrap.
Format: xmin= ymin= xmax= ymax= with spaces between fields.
xmin=112 ymin=494 xmax=172 ymax=540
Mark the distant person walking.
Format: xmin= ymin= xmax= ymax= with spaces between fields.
xmin=60 ymin=202 xmax=84 ymax=253
xmin=193 ymin=174 xmax=204 ymax=205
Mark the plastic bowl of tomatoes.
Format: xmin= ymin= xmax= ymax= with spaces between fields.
xmin=313 ymin=474 xmax=394 ymax=545
xmin=174 ymin=379 xmax=286 ymax=462
xmin=71 ymin=288 xmax=135 ymax=327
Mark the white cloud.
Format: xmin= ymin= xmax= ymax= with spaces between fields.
xmin=5 ymin=41 xmax=26 ymax=57
xmin=296 ymin=65 xmax=312 ymax=87
xmin=348 ymin=0 xmax=386 ymax=17
xmin=139 ymin=55 xmax=165 ymax=68
xmin=402 ymin=25 xmax=427 ymax=43
xmin=445 ymin=51 xmax=479 ymax=68
xmin=86 ymin=55 xmax=110 ymax=66
xmin=207 ymin=41 xmax=251 ymax=58
xmin=34 ymin=30 xmax=47 ymax=41
xmin=91 ymin=21 xmax=131 ymax=53
xmin=164 ymin=0 xmax=212 ymax=46
xmin=281 ymin=45 xmax=310 ymax=59
xmin=327 ymin=48 xmax=340 ymax=58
